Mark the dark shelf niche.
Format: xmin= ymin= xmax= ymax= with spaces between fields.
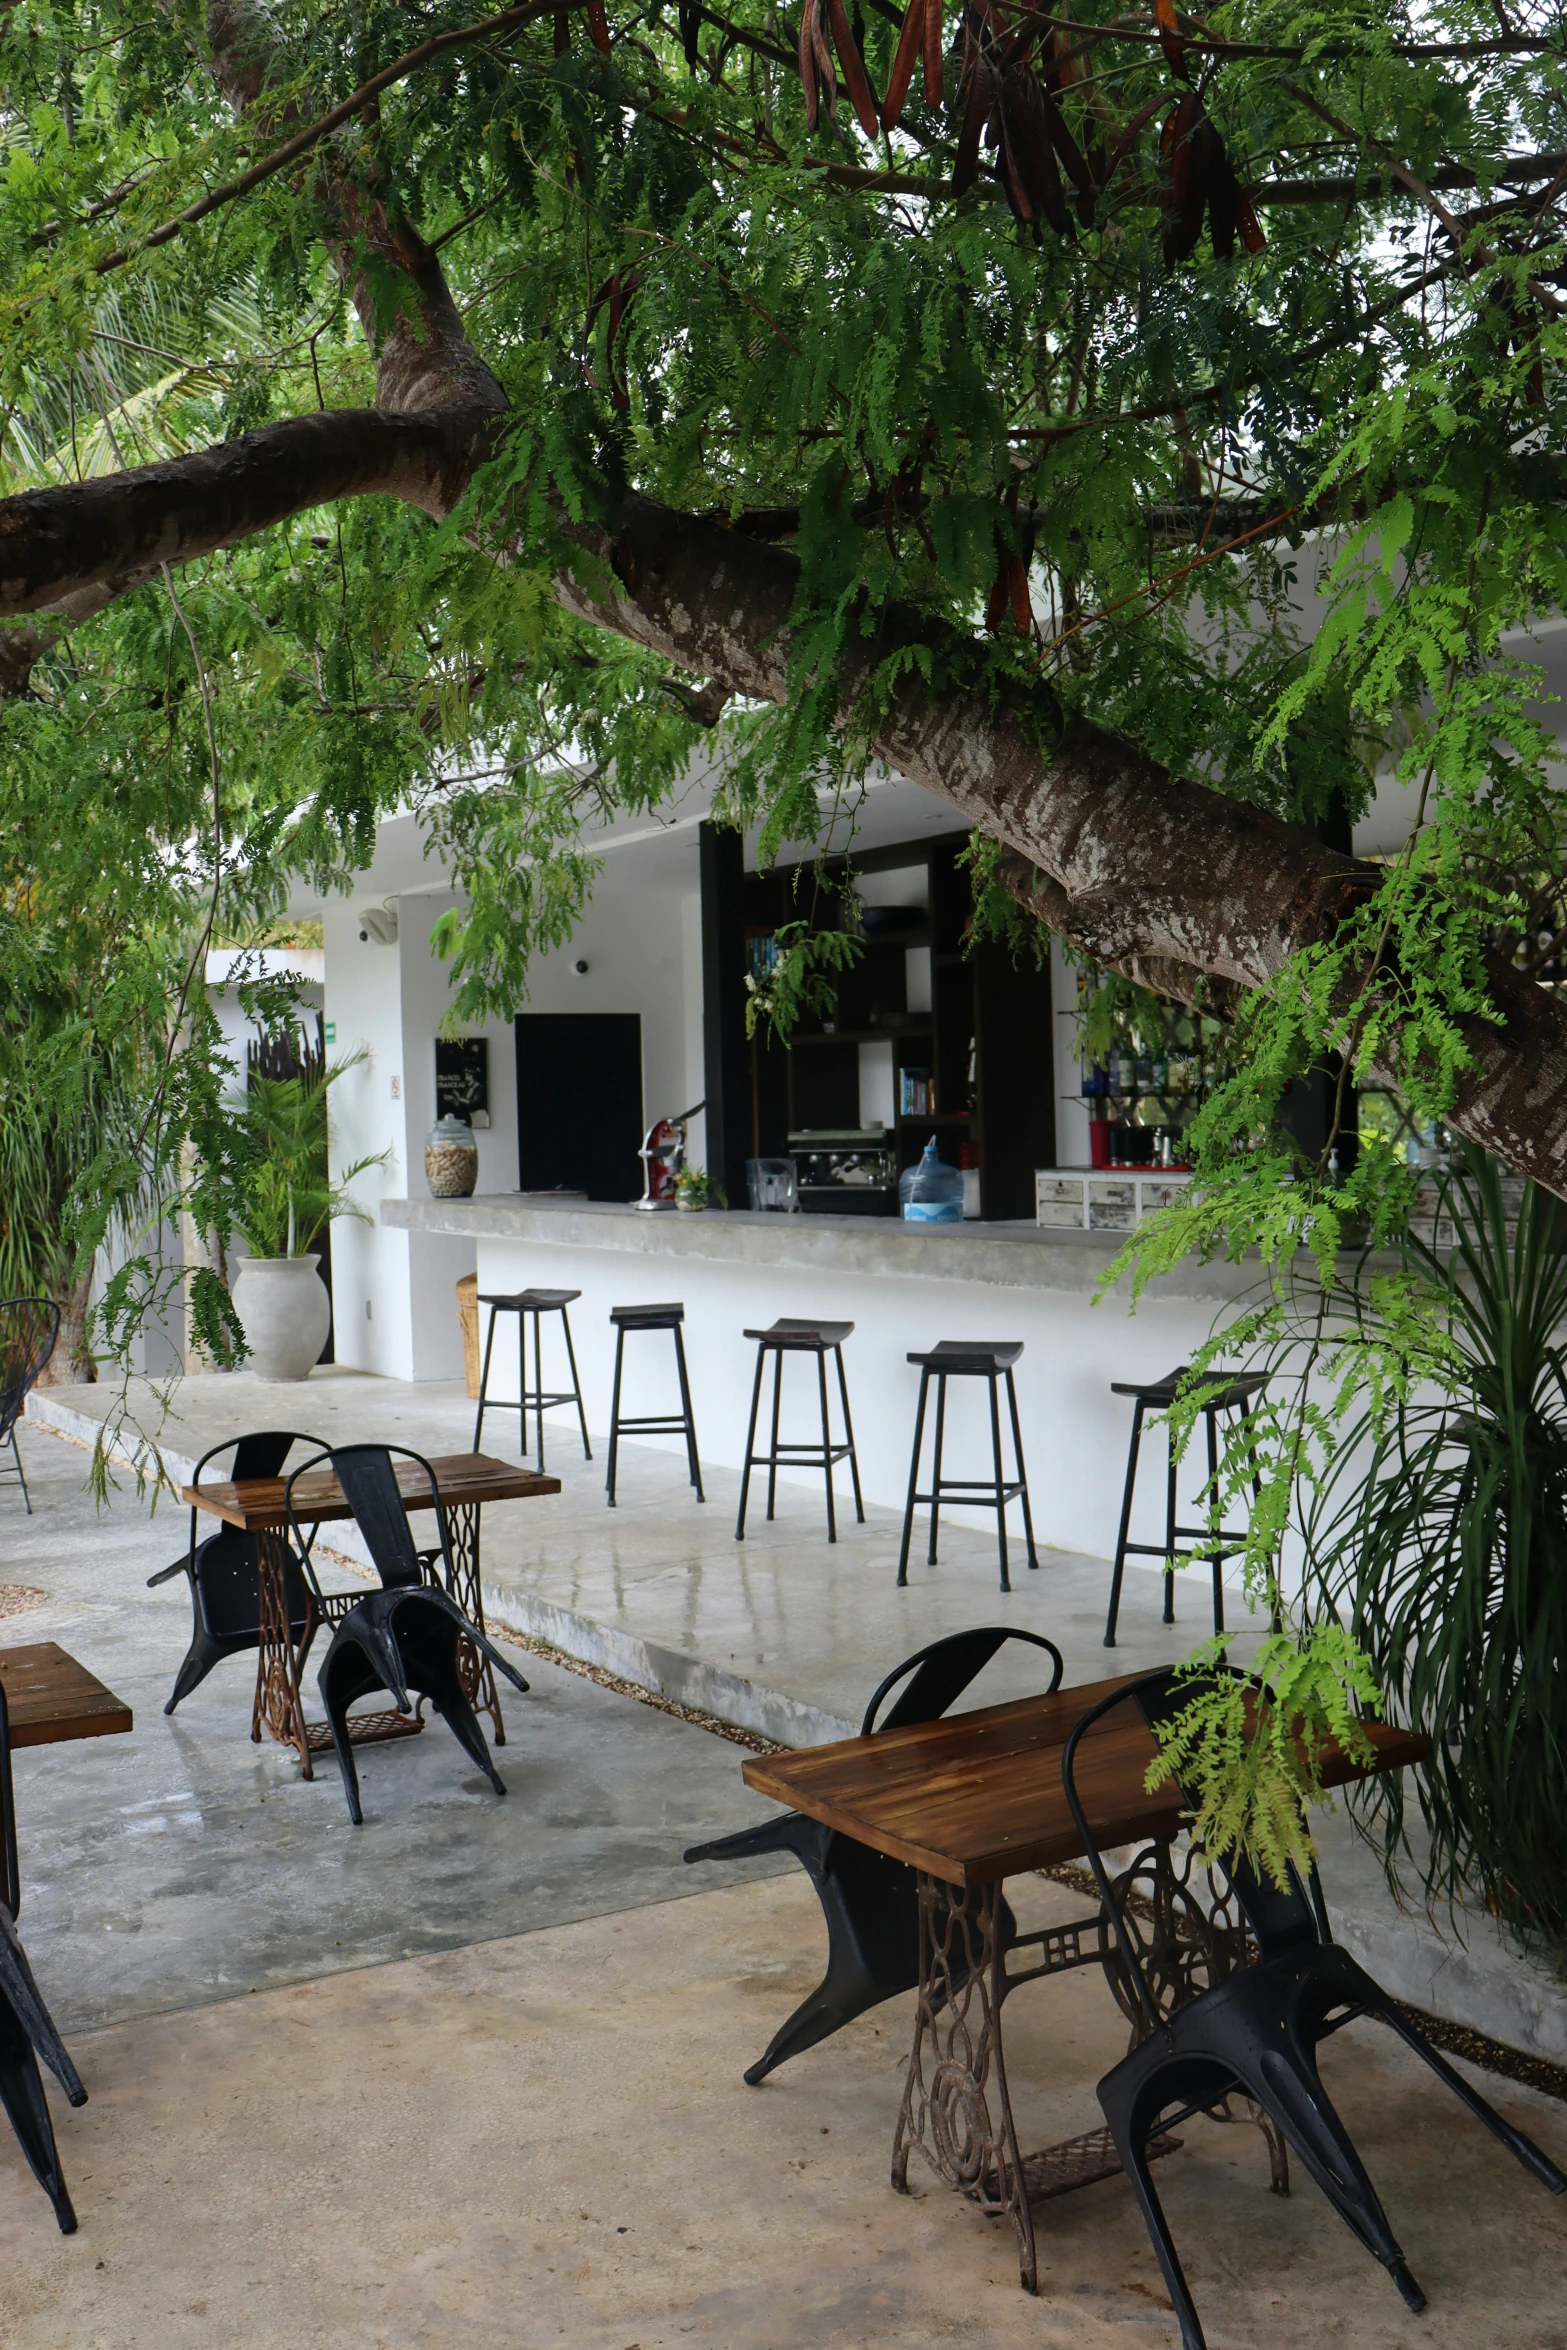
xmin=736 ymin=833 xmax=1055 ymax=1220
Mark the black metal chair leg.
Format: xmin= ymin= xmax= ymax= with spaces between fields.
xmin=319 ymin=1652 xmax=367 ymax=1826
xmin=765 ymin=1346 xmax=783 ymax=1521
xmin=1163 ymin=1416 xmax=1178 ymax=1625
xmin=416 ymin=1643 xmax=507 ymax=1797
xmin=472 ymin=1306 xmax=499 ymax=1452
xmin=0 ymin=2004 xmax=77 ymax=2233
xmin=1099 ymin=2073 xmax=1208 ymax=2350
xmin=1105 ymin=1401 xmax=1145 ymax=1647
xmin=7 ymin=1429 xmax=32 ymax=1517
xmin=528 ymin=1309 xmax=543 ymax=1472
xmin=817 ymin=1345 xmax=838 ymax=1544
xmin=1373 ymin=1996 xmax=1567 ymax=2192
xmin=835 ymin=1346 xmax=865 ymax=1522
xmin=1205 ymin=1404 xmax=1225 ymax=1633
xmin=672 ymin=1326 xmax=704 ymax=1500
xmin=735 ymin=1345 xmax=767 ymax=1541
xmin=1005 ymin=1370 xmax=1038 ymax=1570
xmin=561 ymin=1308 xmax=593 ymax=1461
xmin=926 ymin=1373 xmax=948 ymax=1565
xmin=163 ymin=1634 xmax=227 ymax=1716
xmin=987 ymin=1371 xmax=1010 ymax=1593
xmin=897 ymin=1371 xmax=931 ymax=1586
xmin=605 ymin=1327 xmax=626 ymax=1506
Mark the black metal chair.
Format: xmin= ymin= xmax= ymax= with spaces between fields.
xmin=684 ymin=1626 xmax=1064 ymax=2084
xmin=146 ymin=1431 xmax=322 ymax=1714
xmin=288 ymin=1445 xmax=530 ymax=1825
xmin=0 ymin=1682 xmax=87 ymax=2233
xmin=1062 ymin=1667 xmax=1567 ymax=2350
xmin=472 ymin=1287 xmax=591 ymax=1471
xmin=0 ymin=1298 xmax=61 ymax=1516
xmin=605 ymin=1303 xmax=704 ymax=1507
xmin=735 ymin=1319 xmax=863 ymax=1544
xmin=1104 ymin=1365 xmax=1268 ymax=1646
xmin=897 ymin=1341 xmax=1038 ymax=1591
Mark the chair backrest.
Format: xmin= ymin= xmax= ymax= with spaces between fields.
xmin=190 ymin=1431 xmax=323 ymax=1553
xmin=0 ymin=1297 xmax=61 ymax=1443
xmin=1060 ymin=1666 xmax=1327 ymax=2037
xmin=861 ymin=1627 xmax=1065 ymax=1736
xmin=288 ymin=1444 xmax=446 ymax=1591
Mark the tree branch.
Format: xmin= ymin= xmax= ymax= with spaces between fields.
xmin=0 ymin=410 xmax=493 ymax=619
xmin=552 ymin=496 xmax=1567 ymax=1201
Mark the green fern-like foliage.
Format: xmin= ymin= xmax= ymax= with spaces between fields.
xmin=1302 ymin=1149 xmax=1567 ymax=1959
xmin=1146 ymin=1633 xmax=1382 ymax=1892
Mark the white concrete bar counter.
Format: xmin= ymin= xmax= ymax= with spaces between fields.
xmin=382 ymin=1195 xmax=1266 ymax=1563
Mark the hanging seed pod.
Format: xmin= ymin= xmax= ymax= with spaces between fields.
xmin=585 ymin=0 xmax=611 ymax=55
xmin=1207 ymin=134 xmax=1264 ymax=258
xmin=1159 ymin=92 xmax=1209 ymax=263
xmin=678 ymin=0 xmax=701 ymax=68
xmin=828 ymin=0 xmax=882 ymax=139
xmin=881 ymin=0 xmax=925 ymax=131
xmin=999 ymin=62 xmax=1072 ymax=237
xmin=923 ymin=0 xmax=944 ymax=116
xmin=952 ymin=51 xmax=999 ymax=193
xmin=799 ymin=0 xmax=823 ymax=127
xmin=1153 ymin=0 xmax=1188 ymax=83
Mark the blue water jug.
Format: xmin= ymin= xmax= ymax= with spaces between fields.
xmin=899 ymin=1138 xmax=964 ymax=1222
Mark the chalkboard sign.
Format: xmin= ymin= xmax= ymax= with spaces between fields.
xmin=436 ymin=1036 xmax=490 ymax=1127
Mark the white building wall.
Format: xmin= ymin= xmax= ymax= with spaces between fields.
xmin=324 ymin=899 xmax=417 ymax=1377
xmin=325 ymin=870 xmax=704 ymax=1379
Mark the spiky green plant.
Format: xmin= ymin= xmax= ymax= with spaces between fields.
xmin=1302 ymin=1147 xmax=1567 ymax=1960
xmin=230 ymin=1045 xmax=385 ymax=1261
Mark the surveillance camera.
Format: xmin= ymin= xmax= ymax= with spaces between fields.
xmin=358 ymin=905 xmax=399 ymax=946
xmin=573 ymin=958 xmax=589 ymax=975
xmin=358 ymin=927 xmax=368 ymax=943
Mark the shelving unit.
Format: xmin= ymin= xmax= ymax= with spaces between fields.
xmin=739 ymin=833 xmax=1055 ymax=1220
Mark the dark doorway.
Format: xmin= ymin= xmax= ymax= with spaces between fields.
xmin=515 ymin=1014 xmax=644 ymax=1201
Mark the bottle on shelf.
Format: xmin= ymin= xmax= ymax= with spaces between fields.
xmin=899 ymin=1137 xmax=964 ymax=1222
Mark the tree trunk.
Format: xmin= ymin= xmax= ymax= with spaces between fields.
xmin=35 ymin=1267 xmax=97 ymax=1385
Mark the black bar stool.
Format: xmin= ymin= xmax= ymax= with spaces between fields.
xmin=606 ymin=1303 xmax=704 ymax=1506
xmin=735 ymin=1319 xmax=864 ymax=1544
xmin=897 ymin=1342 xmax=1038 ymax=1592
xmin=472 ymin=1289 xmax=591 ymax=1472
xmin=1103 ymin=1364 xmax=1269 ymax=1647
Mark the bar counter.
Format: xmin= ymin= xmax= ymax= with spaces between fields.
xmin=381 ymin=1194 xmax=1275 ymax=1565
xmin=383 ymin=1193 xmax=1259 ymax=1305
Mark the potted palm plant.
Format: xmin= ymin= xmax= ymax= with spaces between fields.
xmin=229 ymin=1045 xmax=385 ymax=1380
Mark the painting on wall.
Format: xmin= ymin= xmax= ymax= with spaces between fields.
xmin=436 ymin=1036 xmax=490 ymax=1127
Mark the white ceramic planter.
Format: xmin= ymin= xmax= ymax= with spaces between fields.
xmin=231 ymin=1254 xmax=331 ymax=1381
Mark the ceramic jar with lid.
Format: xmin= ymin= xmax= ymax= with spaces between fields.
xmin=425 ymin=1114 xmax=479 ymax=1198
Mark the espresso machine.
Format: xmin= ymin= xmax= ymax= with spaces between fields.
xmin=787 ymin=1127 xmax=898 ymax=1216
xmin=635 ymin=1101 xmax=705 ymax=1209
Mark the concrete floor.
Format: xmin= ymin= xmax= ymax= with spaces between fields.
xmin=3 ymin=1415 xmax=1567 ymax=2344
xmin=3 ymin=1870 xmax=1566 ymax=2349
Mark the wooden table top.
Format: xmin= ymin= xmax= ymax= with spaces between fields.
xmin=742 ymin=1672 xmax=1428 ymax=1888
xmin=184 ymin=1450 xmax=560 ymax=1530
xmin=0 ymin=1642 xmax=134 ymax=1749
